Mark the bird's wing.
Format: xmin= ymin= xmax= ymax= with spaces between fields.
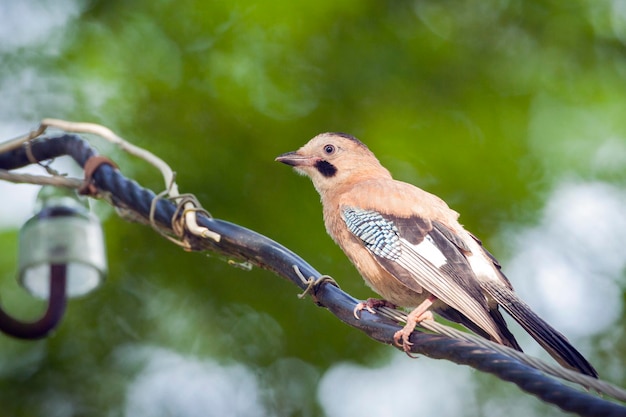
xmin=467 ymin=232 xmax=514 ymax=290
xmin=341 ymin=206 xmax=504 ymax=342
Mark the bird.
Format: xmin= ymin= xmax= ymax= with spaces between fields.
xmin=275 ymin=132 xmax=598 ymax=378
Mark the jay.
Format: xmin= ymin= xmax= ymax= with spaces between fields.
xmin=276 ymin=132 xmax=597 ymax=378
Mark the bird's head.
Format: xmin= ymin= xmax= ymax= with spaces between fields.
xmin=275 ymin=132 xmax=391 ymax=194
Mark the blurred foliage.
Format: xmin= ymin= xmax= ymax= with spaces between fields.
xmin=1 ymin=0 xmax=626 ymax=416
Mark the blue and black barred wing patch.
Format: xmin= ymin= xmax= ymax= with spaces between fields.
xmin=342 ymin=207 xmax=403 ymax=260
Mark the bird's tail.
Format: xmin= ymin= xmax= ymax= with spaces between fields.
xmin=482 ymin=281 xmax=598 ymax=378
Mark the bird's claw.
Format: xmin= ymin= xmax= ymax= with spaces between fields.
xmin=353 ymin=302 xmax=377 ymax=319
xmin=393 ymin=324 xmax=421 ymax=358
xmin=393 ymin=303 xmax=435 ymax=357
xmin=353 ymin=298 xmax=396 ymax=320
xmin=393 ymin=328 xmax=415 ymax=351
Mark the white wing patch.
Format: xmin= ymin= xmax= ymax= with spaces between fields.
xmin=464 ymin=237 xmax=502 ymax=283
xmin=407 ymin=235 xmax=448 ymax=268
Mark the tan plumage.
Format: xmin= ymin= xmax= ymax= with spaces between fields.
xmin=276 ymin=132 xmax=598 ymax=378
xmin=327 ymin=179 xmax=507 ymax=342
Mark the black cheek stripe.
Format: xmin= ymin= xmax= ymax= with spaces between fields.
xmin=315 ymin=160 xmax=337 ymax=177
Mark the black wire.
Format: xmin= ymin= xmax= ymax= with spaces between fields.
xmin=2 ymin=133 xmax=625 ymax=417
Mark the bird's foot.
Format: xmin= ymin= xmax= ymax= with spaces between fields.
xmin=353 ymin=298 xmax=396 ymax=319
xmin=393 ymin=296 xmax=436 ymax=355
xmin=393 ymin=310 xmax=434 ymax=354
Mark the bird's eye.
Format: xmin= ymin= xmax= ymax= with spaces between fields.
xmin=323 ymin=144 xmax=336 ymax=155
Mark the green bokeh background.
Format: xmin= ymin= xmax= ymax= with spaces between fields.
xmin=1 ymin=1 xmax=625 ymax=416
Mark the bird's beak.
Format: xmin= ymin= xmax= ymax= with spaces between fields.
xmin=275 ymin=151 xmax=317 ymax=167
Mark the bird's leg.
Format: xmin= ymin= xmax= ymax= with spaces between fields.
xmin=353 ymin=298 xmax=397 ymax=319
xmin=393 ymin=295 xmax=436 ymax=352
